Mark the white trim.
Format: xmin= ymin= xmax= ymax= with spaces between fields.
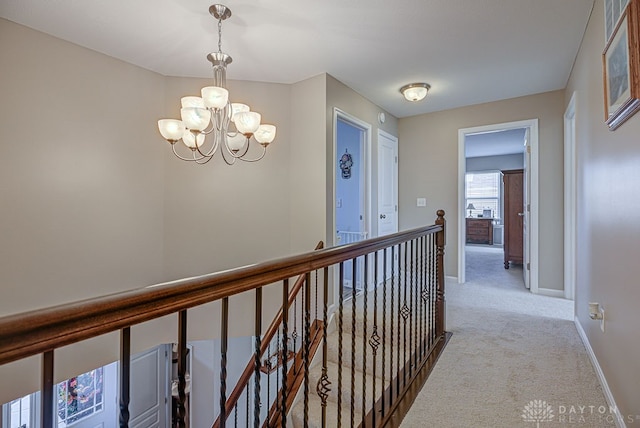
xmin=445 ymin=275 xmax=458 ymax=282
xmin=564 ymin=93 xmax=577 ymax=302
xmin=457 ymin=119 xmax=539 ymax=293
xmin=574 ymin=317 xmax=626 ymax=428
xmin=536 ymin=288 xmax=565 ymax=298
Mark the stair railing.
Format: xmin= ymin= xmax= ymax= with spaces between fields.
xmin=0 ymin=210 xmax=447 ymax=428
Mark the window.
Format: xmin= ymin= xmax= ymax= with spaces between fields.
xmin=57 ymin=368 xmax=104 ymax=426
xmin=465 ymin=171 xmax=501 ymax=219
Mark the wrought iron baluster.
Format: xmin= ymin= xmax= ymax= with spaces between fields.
xmin=350 ymin=257 xmax=357 ymax=428
xmin=316 ymin=267 xmax=331 ymax=428
xmin=220 ymin=297 xmax=230 ymax=428
xmin=408 ymin=239 xmax=414 ymax=378
xmin=245 ymin=386 xmax=249 ymax=428
xmin=41 ymin=350 xmax=54 ymax=427
xmin=412 ymin=239 xmax=418 ymax=371
xmin=401 ymin=242 xmax=409 ymax=387
xmin=118 ymin=328 xmax=130 ymax=427
xmin=255 ymin=287 xmax=263 ymax=428
xmin=177 ymin=310 xmax=188 ymax=428
xmin=430 ymin=233 xmax=436 ymax=347
xmin=234 ymin=402 xmax=238 ymax=428
xmin=304 ymin=272 xmax=312 ymax=425
xmin=281 ymin=279 xmax=289 ymax=428
xmin=361 ymin=255 xmax=370 ymax=426
xmin=369 ymin=252 xmax=380 ymax=426
xmin=338 ymin=262 xmax=344 ymax=427
xmin=393 ymin=243 xmax=400 ymax=402
xmin=381 ymin=247 xmax=388 ymax=417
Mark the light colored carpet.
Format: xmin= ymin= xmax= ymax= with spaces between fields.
xmin=400 ymin=245 xmax=614 ymax=427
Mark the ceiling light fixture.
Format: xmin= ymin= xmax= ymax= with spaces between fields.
xmin=157 ymin=4 xmax=276 ymax=165
xmin=400 ymin=83 xmax=431 ymax=102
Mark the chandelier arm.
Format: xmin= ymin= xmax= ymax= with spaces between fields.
xmin=195 ymin=135 xmax=220 ymax=158
xmin=195 ymin=154 xmax=216 ymax=165
xmin=223 ymin=135 xmax=251 ymax=159
xmin=219 ymin=144 xmax=238 ymax=165
xmin=237 ymin=144 xmax=268 ymax=163
xmin=171 ymin=144 xmax=209 ymax=162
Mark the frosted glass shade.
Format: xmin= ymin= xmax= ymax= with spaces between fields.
xmin=235 ymin=111 xmax=261 ymax=135
xmin=181 ymin=96 xmax=205 ymax=108
xmin=180 ymin=107 xmax=211 ymax=132
xmin=230 ymin=103 xmax=250 ymax=122
xmin=158 ymin=119 xmax=186 ymax=141
xmin=400 ymin=83 xmax=430 ymax=102
xmin=227 ymin=133 xmax=247 ymax=151
xmin=182 ymin=130 xmax=206 ymax=149
xmin=201 ymin=86 xmax=229 ymax=109
xmin=254 ymin=124 xmax=276 ymax=144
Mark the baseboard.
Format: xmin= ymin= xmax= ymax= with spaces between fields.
xmin=445 ymin=275 xmax=458 ymax=283
xmin=536 ymin=287 xmax=565 ymax=298
xmin=574 ymin=317 xmax=626 ymax=428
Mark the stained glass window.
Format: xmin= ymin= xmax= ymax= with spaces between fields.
xmin=56 ymin=368 xmax=104 ymax=425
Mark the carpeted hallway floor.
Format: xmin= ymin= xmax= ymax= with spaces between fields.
xmin=400 ymin=245 xmax=615 ymax=427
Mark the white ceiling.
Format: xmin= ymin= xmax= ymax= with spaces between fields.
xmin=0 ymin=0 xmax=594 ymax=118
xmin=465 ymin=128 xmax=526 ymax=158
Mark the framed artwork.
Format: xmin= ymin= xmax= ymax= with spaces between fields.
xmin=605 ymin=0 xmax=630 ymax=41
xmin=603 ymin=0 xmax=640 ymax=130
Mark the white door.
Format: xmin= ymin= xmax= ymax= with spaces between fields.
xmin=523 ymin=129 xmax=531 ymax=289
xmin=377 ymin=130 xmax=398 ymax=282
xmin=129 ymin=345 xmax=170 ymax=428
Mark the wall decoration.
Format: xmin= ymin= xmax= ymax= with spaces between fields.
xmin=339 ymin=149 xmax=354 ymax=179
xmin=603 ymin=0 xmax=640 ymax=130
xmin=605 ymin=0 xmax=630 ymax=41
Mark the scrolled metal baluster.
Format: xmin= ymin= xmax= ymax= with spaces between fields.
xmin=401 ymin=241 xmax=410 ymax=388
xmin=281 ymin=279 xmax=289 ymax=428
xmin=361 ymin=254 xmax=369 ymax=426
xmin=315 ymin=267 xmax=331 ymax=428
xmin=254 ymin=288 xmax=262 ymax=428
xmin=381 ymin=247 xmax=388 ymax=417
xmin=369 ymin=252 xmax=381 ymax=426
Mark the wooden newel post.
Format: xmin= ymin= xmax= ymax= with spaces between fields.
xmin=435 ymin=210 xmax=446 ymax=337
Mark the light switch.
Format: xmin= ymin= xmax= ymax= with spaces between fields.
xmin=416 ymin=198 xmax=426 ymax=207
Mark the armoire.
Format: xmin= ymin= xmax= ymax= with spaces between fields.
xmin=502 ymin=169 xmax=524 ymax=269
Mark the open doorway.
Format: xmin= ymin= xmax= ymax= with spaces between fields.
xmin=457 ymin=119 xmax=539 ymax=293
xmin=334 ymin=109 xmax=371 ymax=298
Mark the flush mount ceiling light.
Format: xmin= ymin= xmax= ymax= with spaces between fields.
xmin=157 ymin=4 xmax=276 ymax=165
xmin=400 ymin=83 xmax=431 ymax=102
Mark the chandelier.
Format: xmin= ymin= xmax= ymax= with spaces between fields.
xmin=157 ymin=4 xmax=276 ymax=165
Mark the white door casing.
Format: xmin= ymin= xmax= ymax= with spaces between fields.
xmin=523 ymin=128 xmax=531 ymax=289
xmin=564 ymin=92 xmax=577 ymax=301
xmin=458 ymin=119 xmax=539 ymax=293
xmin=377 ymin=129 xmax=398 ymax=283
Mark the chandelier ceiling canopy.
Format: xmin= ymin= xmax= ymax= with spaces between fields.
xmin=157 ymin=4 xmax=276 ymax=165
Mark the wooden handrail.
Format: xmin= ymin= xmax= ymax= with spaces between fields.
xmin=0 ymin=223 xmax=441 ymax=366
xmin=212 ymin=241 xmax=324 ymax=428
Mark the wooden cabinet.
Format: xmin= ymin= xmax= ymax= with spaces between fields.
xmin=466 ymin=218 xmax=494 ymax=245
xmin=503 ymin=169 xmax=524 ymax=269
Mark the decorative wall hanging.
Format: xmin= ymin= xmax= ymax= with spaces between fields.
xmin=603 ymin=0 xmax=640 ymax=130
xmin=339 ymin=149 xmax=354 ymax=179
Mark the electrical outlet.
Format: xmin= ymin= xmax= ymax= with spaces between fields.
xmin=600 ymin=308 xmax=605 ymax=332
xmin=416 ymin=198 xmax=426 ymax=207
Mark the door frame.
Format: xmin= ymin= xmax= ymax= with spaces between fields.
xmin=457 ymin=119 xmax=539 ymax=293
xmin=564 ymin=92 xmax=577 ymax=301
xmin=332 ymin=108 xmax=372 ymax=247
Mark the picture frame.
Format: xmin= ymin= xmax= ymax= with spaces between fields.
xmin=603 ymin=0 xmax=640 ymax=130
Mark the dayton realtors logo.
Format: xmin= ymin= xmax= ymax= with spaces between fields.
xmin=522 ymin=400 xmax=555 ymax=427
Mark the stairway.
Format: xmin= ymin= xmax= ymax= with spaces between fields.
xmin=289 ymin=284 xmax=423 ymax=427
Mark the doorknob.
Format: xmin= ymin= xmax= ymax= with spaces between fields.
xmin=518 ymin=212 xmax=525 ymax=216
xmin=380 ymin=214 xmax=386 ymax=219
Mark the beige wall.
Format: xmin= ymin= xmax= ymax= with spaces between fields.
xmin=0 ymin=18 xmax=166 ymax=401
xmin=398 ymin=91 xmax=565 ymax=289
xmin=566 ymin=0 xmax=640 ymax=417
xmin=326 ymin=75 xmax=399 ymax=241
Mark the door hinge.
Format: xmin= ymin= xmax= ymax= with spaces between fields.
xmin=395 ymin=156 xmax=398 ymax=163
xmin=395 ymin=205 xmax=398 ymax=212
xmin=527 ymin=262 xmax=530 ymax=270
xmin=527 ymin=204 xmax=530 ymax=212
xmin=526 ymin=145 xmax=531 ymax=153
